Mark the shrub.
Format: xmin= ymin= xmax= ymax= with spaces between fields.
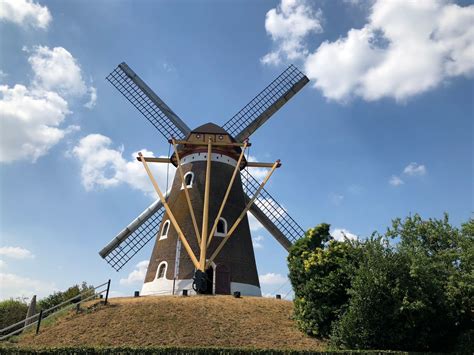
xmin=0 ymin=299 xmax=28 ymax=333
xmin=288 ymin=224 xmax=361 ymax=337
xmin=38 ymin=282 xmax=94 ymax=311
xmin=289 ymin=215 xmax=474 ymax=352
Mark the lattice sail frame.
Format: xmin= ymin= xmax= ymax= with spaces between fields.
xmin=242 ymin=170 xmax=305 ymax=245
xmin=101 ymin=202 xmax=165 ymax=271
xmin=223 ymin=65 xmax=309 ymax=141
xmin=106 ymin=62 xmax=190 ymax=140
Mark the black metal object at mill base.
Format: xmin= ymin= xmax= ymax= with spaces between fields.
xmin=192 ymin=270 xmax=209 ymax=294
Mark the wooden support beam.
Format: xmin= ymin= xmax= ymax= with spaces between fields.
xmin=207 ymin=141 xmax=248 ymax=247
xmin=135 ymin=157 xmax=171 ymax=163
xmin=170 ymin=140 xmax=250 ymax=148
xmin=246 ymin=161 xmax=282 ymax=168
xmin=207 ymin=160 xmax=280 ymax=268
xmin=138 ymin=152 xmax=200 ymax=269
xmin=172 ymin=139 xmax=201 ymax=245
xmin=199 ymin=139 xmax=212 ymax=271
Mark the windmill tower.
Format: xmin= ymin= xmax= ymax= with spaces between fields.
xmin=99 ymin=63 xmax=309 ymax=296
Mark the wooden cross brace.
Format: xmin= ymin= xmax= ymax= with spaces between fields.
xmin=137 ymin=140 xmax=280 ymax=272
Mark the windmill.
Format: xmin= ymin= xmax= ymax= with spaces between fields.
xmin=99 ymin=62 xmax=309 ymax=296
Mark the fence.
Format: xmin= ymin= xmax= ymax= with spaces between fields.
xmin=0 ymin=280 xmax=110 ymax=341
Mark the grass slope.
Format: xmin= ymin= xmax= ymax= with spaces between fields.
xmin=11 ymin=296 xmax=325 ymax=351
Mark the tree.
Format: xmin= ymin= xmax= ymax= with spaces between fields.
xmin=289 ymin=214 xmax=474 ymax=352
xmin=0 ymin=298 xmax=28 ymax=333
xmin=38 ymin=282 xmax=94 ymax=311
xmin=288 ymin=223 xmax=361 ymax=337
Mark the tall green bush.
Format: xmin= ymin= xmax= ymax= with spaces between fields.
xmin=37 ymin=282 xmax=94 ymax=311
xmin=288 ymin=224 xmax=361 ymax=337
xmin=0 ymin=299 xmax=28 ymax=332
xmin=288 ymin=215 xmax=474 ymax=352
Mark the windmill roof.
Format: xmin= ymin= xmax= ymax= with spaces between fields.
xmin=191 ymin=122 xmax=229 ymax=135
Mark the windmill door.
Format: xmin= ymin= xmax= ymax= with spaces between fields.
xmin=215 ymin=264 xmax=230 ymax=295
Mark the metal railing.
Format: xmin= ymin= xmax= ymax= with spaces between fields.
xmin=0 ymin=280 xmax=111 ymax=341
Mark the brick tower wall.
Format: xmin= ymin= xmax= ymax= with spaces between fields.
xmin=142 ymin=152 xmax=260 ymax=295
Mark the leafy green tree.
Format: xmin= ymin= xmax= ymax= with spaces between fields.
xmin=38 ymin=282 xmax=94 ymax=311
xmin=288 ymin=223 xmax=361 ymax=337
xmin=331 ymin=236 xmax=423 ymax=350
xmin=0 ymin=298 xmax=28 ymax=333
xmin=289 ymin=214 xmax=473 ymax=352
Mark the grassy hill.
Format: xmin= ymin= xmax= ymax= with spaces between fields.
xmin=8 ymin=296 xmax=325 ymax=351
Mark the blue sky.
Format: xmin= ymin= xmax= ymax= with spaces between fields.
xmin=0 ymin=0 xmax=473 ymax=301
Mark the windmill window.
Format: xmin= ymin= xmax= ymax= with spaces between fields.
xmin=156 ymin=261 xmax=167 ymax=279
xmin=181 ymin=172 xmax=194 ymax=189
xmin=214 ymin=217 xmax=227 ymax=237
xmin=160 ymin=220 xmax=170 ymax=240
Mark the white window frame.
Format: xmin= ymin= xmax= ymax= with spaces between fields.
xmin=160 ymin=220 xmax=170 ymax=240
xmin=156 ymin=261 xmax=168 ymax=279
xmin=214 ymin=217 xmax=227 ymax=237
xmin=181 ymin=171 xmax=194 ymax=190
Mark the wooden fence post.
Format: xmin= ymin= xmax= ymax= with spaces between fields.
xmin=35 ymin=310 xmax=43 ymax=335
xmin=104 ymin=279 xmax=111 ymax=305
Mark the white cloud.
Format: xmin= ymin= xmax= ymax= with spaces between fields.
xmin=403 ymin=162 xmax=427 ymax=176
xmin=28 ymin=46 xmax=88 ymax=97
xmin=389 ymin=175 xmax=404 ymax=186
xmin=0 ymin=246 xmax=34 ymax=259
xmin=0 ymin=260 xmax=5 ymax=268
xmin=109 ymin=290 xmax=126 ymax=298
xmin=84 ymin=87 xmax=97 ymax=109
xmin=119 ymin=260 xmax=148 ymax=286
xmin=0 ymin=272 xmax=56 ymax=300
xmin=0 ymin=46 xmax=94 ymax=163
xmin=331 ymin=228 xmax=358 ymax=241
xmin=247 ymin=212 xmax=263 ymax=232
xmin=0 ymin=70 xmax=7 ymax=80
xmin=0 ymin=84 xmax=76 ymax=163
xmin=389 ymin=162 xmax=426 ymax=186
xmin=252 ymin=235 xmax=264 ymax=249
xmin=259 ymin=272 xmax=287 ymax=285
xmin=262 ymin=0 xmax=323 ymax=65
xmin=304 ymin=0 xmax=474 ymax=102
xmin=72 ymin=134 xmax=176 ymax=197
xmin=0 ymin=0 xmax=51 ymax=30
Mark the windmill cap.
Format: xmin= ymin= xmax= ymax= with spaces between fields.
xmin=190 ymin=122 xmax=230 ymax=136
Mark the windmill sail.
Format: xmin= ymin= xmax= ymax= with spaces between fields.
xmin=99 ymin=199 xmax=165 ymax=271
xmin=222 ymin=65 xmax=309 ymax=142
xmin=106 ymin=62 xmax=191 ymax=139
xmin=242 ymin=171 xmax=305 ymax=249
